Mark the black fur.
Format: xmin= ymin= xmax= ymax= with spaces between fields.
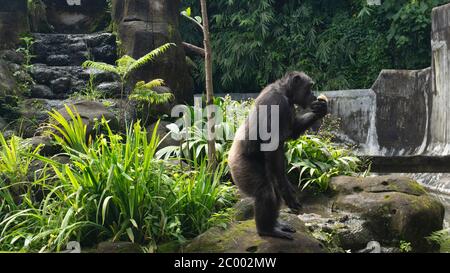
xmin=228 ymin=71 xmax=327 ymax=240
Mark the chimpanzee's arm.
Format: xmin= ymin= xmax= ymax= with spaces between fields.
xmin=291 ymin=112 xmax=320 ymax=139
xmin=291 ymin=100 xmax=328 ymax=139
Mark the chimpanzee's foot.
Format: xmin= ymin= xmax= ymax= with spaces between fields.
xmin=258 ymin=228 xmax=294 ymax=240
xmin=277 ymin=221 xmax=296 ymax=233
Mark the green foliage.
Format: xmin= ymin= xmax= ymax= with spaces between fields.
xmin=181 ymin=0 xmax=448 ymax=92
xmin=129 ymin=80 xmax=174 ymax=104
xmin=157 ymin=97 xmax=363 ymax=192
xmin=156 ymin=96 xmax=253 ymax=167
xmin=428 ymin=229 xmax=450 ymax=253
xmin=70 ymin=74 xmax=104 ymax=101
xmin=47 ymin=105 xmax=88 ymax=154
xmin=0 ymin=110 xmax=237 ymax=252
xmin=82 ymin=43 xmax=175 ymax=98
xmin=16 ymin=36 xmax=35 ymax=68
xmin=286 ymin=134 xmax=361 ymax=192
xmin=399 ymin=240 xmax=413 ymax=253
xmin=0 ymin=134 xmax=41 ymax=185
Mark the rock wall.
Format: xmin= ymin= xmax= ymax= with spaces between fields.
xmin=29 ymin=33 xmax=119 ymax=99
xmin=0 ymin=0 xmax=29 ymax=49
xmin=429 ymin=3 xmax=450 ymax=155
xmin=112 ymin=0 xmax=194 ymax=104
xmin=371 ymin=69 xmax=431 ymax=156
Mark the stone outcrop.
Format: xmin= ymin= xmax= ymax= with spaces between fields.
xmin=0 ymin=0 xmax=29 ymax=49
xmin=299 ymin=175 xmax=444 ymax=252
xmin=221 ymin=176 xmax=444 ymax=253
xmin=29 ymin=33 xmax=119 ymax=99
xmin=184 ymin=213 xmax=328 ymax=253
xmin=40 ymin=0 xmax=110 ymax=34
xmin=52 ymin=100 xmax=119 ymax=137
xmin=112 ymin=0 xmax=194 ymax=104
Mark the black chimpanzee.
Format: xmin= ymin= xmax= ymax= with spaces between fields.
xmin=228 ymin=71 xmax=328 ymax=240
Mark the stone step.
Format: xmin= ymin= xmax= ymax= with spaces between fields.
xmin=29 ymin=64 xmax=120 ymax=99
xmin=31 ymin=32 xmax=117 ymax=66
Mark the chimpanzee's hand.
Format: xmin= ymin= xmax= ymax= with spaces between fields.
xmin=311 ymin=100 xmax=328 ymax=118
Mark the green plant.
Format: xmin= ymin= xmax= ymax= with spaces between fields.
xmin=0 ymin=111 xmax=237 ymax=252
xmin=0 ymin=134 xmax=41 ymax=185
xmin=70 ymin=74 xmax=104 ymax=101
xmin=399 ymin=240 xmax=413 ymax=253
xmin=129 ymin=80 xmax=174 ymax=104
xmin=46 ymin=105 xmax=89 ymax=154
xmin=16 ymin=36 xmax=35 ymax=68
xmin=181 ymin=0 xmax=447 ymax=92
xmin=82 ymin=43 xmax=174 ymax=99
xmin=286 ymin=135 xmax=362 ymax=192
xmin=428 ymin=229 xmax=450 ymax=253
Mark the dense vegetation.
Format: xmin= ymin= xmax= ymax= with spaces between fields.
xmin=181 ymin=0 xmax=448 ymax=92
xmin=0 ymin=95 xmax=362 ymax=252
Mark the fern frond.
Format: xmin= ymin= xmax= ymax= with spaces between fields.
xmin=130 ymin=79 xmax=174 ymax=105
xmin=116 ymin=55 xmax=137 ymax=75
xmin=127 ymin=43 xmax=175 ymax=75
xmin=135 ymin=79 xmax=165 ymax=90
xmin=82 ymin=61 xmax=119 ymax=75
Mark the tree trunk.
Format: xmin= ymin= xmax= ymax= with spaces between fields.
xmin=200 ymin=0 xmax=217 ymax=170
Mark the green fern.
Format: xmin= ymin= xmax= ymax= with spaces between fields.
xmin=128 ymin=43 xmax=175 ymax=74
xmin=129 ymin=80 xmax=174 ymax=104
xmin=428 ymin=229 xmax=450 ymax=253
xmin=82 ymin=43 xmax=175 ymax=99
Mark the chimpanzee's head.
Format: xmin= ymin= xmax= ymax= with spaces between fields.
xmin=284 ymin=71 xmax=316 ymax=108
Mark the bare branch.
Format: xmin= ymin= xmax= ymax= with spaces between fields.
xmin=182 ymin=42 xmax=205 ymax=57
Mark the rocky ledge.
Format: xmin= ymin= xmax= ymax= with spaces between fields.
xmin=184 ymin=175 xmax=445 ymax=253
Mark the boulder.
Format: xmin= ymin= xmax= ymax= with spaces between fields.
xmin=296 ymin=175 xmax=445 ymax=252
xmin=112 ymin=0 xmax=194 ymax=104
xmin=0 ymin=0 xmax=29 ymax=49
xmin=330 ymin=176 xmax=444 ymax=252
xmin=96 ymin=82 xmax=122 ymax=98
xmin=25 ymin=135 xmax=60 ymax=156
xmin=31 ymin=85 xmax=54 ymax=99
xmin=41 ymin=0 xmax=110 ymax=34
xmin=184 ymin=213 xmax=328 ymax=253
xmin=53 ymin=101 xmax=119 ymax=137
xmin=95 ymin=241 xmax=143 ymax=253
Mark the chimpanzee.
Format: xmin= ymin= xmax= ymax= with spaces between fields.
xmin=228 ymin=71 xmax=328 ymax=240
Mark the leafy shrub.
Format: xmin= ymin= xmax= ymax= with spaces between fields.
xmin=0 ymin=109 xmax=237 ymax=252
xmin=181 ymin=0 xmax=448 ymax=93
xmin=428 ymin=229 xmax=450 ymax=253
xmin=287 ymin=135 xmax=362 ymax=192
xmin=157 ymin=97 xmax=363 ymax=192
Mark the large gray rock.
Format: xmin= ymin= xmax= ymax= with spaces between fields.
xmin=298 ymin=175 xmax=445 ymax=252
xmin=53 ymin=101 xmax=119 ymax=137
xmin=41 ymin=0 xmax=110 ymax=34
xmin=112 ymin=0 xmax=194 ymax=104
xmin=184 ymin=213 xmax=328 ymax=253
xmin=0 ymin=0 xmax=29 ymax=49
